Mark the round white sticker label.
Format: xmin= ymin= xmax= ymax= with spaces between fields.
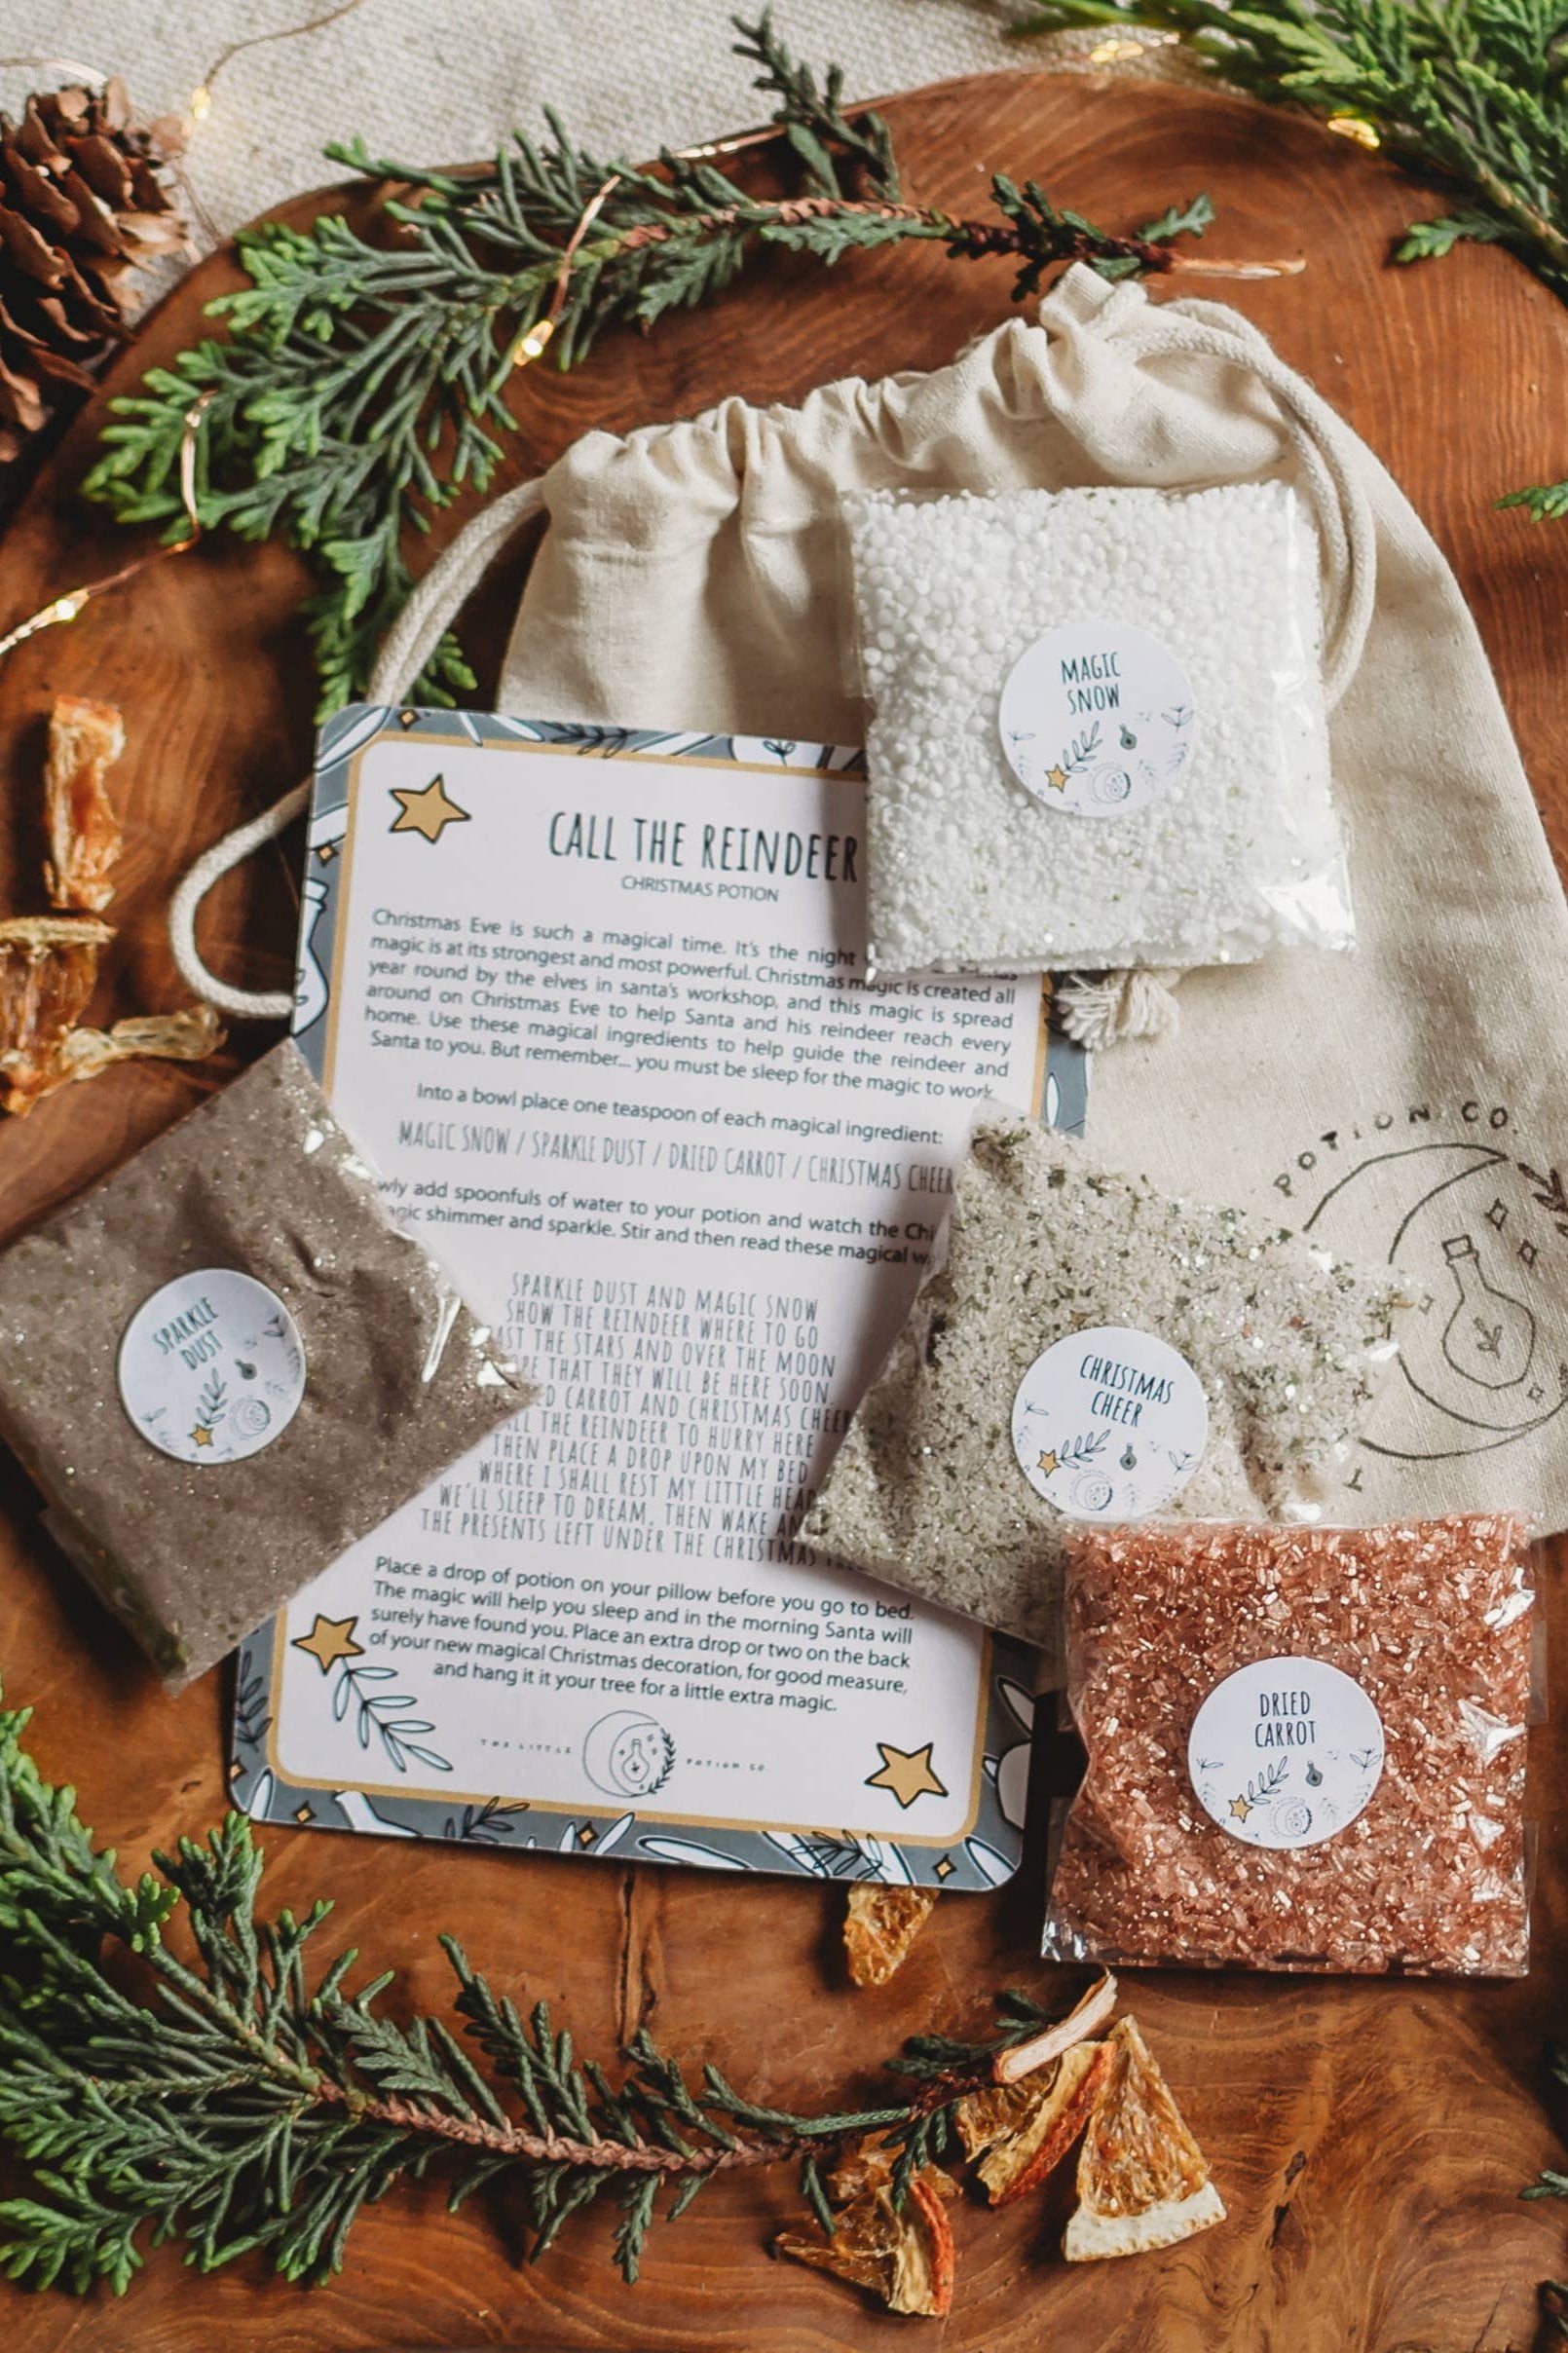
xmin=1187 ymin=1657 xmax=1385 ymax=1851
xmin=118 ymin=1269 xmax=306 ymax=1467
xmin=998 ymin=620 xmax=1196 ymax=817
xmin=1010 ymin=1325 xmax=1208 ymax=1518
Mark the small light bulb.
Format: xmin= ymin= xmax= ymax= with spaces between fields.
xmin=1325 ymin=113 xmax=1380 ymax=147
xmin=512 ymin=317 xmax=556 ymax=365
xmin=189 ymin=84 xmax=211 ymax=122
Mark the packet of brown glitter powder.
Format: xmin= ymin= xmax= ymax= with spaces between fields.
xmin=1043 ymin=1516 xmax=1536 ymax=1977
xmin=0 ymin=1039 xmax=535 ymax=1686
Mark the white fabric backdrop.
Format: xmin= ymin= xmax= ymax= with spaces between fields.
xmin=0 ymin=0 xmax=1129 ymax=238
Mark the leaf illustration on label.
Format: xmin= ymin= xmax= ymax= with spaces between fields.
xmin=1058 ymin=1430 xmax=1109 ymax=1469
xmin=1064 ymin=722 xmax=1101 ymax=774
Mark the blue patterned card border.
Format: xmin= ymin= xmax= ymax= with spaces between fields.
xmin=229 ymin=707 xmax=1088 ymax=1887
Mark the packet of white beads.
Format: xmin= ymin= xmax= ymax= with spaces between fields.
xmin=842 ymin=480 xmax=1354 ymax=979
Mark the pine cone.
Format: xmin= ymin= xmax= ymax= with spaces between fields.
xmin=0 ymin=79 xmax=189 ymax=473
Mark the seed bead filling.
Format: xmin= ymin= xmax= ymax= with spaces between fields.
xmin=1044 ymin=1515 xmax=1534 ymax=1976
xmin=843 ymin=480 xmax=1349 ymax=978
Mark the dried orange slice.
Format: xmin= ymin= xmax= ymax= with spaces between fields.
xmin=1063 ymin=2015 xmax=1224 ymax=2260
xmin=777 ymin=2143 xmax=956 ymax=2317
xmin=44 ymin=696 xmax=124 ymax=914
xmin=843 ymin=1883 xmax=936 ymax=1988
xmin=0 ymin=912 xmax=113 ymax=1115
xmin=956 ymin=2037 xmax=1112 ymax=2205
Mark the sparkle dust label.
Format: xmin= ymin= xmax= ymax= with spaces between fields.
xmin=1187 ymin=1656 xmax=1385 ymax=1851
xmin=1010 ymin=1325 xmax=1208 ymax=1518
xmin=119 ymin=1269 xmax=306 ymax=1467
xmin=998 ymin=620 xmax=1196 ymax=818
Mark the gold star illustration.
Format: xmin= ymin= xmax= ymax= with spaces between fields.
xmin=866 ymin=1740 xmax=949 ymax=1811
xmin=292 ymin=1614 xmax=365 ymax=1674
xmin=1044 ymin=765 xmax=1068 ymax=793
xmin=189 ymin=1423 xmax=214 ymax=1449
xmin=390 ymin=773 xmax=470 ymax=844
xmin=1228 ymin=1792 xmax=1254 ymax=1823
xmin=1036 ymin=1448 xmax=1060 ymax=1476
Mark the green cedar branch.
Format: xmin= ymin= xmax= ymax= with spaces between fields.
xmin=81 ymin=11 xmax=1259 ymax=717
xmin=0 ymin=1689 xmax=1074 ymax=2295
xmin=1004 ymin=0 xmax=1568 ymax=518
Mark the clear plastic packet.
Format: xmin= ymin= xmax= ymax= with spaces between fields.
xmin=0 ymin=1039 xmax=534 ymax=1686
xmin=802 ymin=1109 xmax=1406 ymax=1670
xmin=1042 ymin=1515 xmax=1536 ymax=1977
xmin=840 ymin=481 xmax=1353 ymax=981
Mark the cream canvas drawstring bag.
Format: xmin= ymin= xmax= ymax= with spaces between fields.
xmin=177 ymin=259 xmax=1568 ymax=1535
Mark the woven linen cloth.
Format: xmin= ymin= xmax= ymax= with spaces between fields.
xmin=6 ymin=0 xmax=1049 ymax=240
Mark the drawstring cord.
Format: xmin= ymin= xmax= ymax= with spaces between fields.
xmin=168 ymin=294 xmax=1376 ymax=1041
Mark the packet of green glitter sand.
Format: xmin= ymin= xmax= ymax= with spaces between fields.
xmin=802 ymin=1110 xmax=1408 ymax=1673
xmin=0 ymin=1040 xmax=535 ymax=1687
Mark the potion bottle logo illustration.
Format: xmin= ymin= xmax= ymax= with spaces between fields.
xmin=1440 ymin=1232 xmax=1537 ymax=1390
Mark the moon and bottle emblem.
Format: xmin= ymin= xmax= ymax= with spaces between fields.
xmin=1299 ymin=1139 xmax=1568 ymax=1464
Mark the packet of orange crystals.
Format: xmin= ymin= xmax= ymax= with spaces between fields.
xmin=1043 ymin=1516 xmax=1537 ymax=1977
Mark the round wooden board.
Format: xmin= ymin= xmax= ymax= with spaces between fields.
xmin=1 ymin=64 xmax=1567 ymax=2353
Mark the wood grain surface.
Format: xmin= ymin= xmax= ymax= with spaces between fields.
xmin=0 ymin=64 xmax=1565 ymax=2353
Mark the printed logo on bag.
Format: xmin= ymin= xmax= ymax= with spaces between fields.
xmin=1010 ymin=1325 xmax=1208 ymax=1517
xmin=1273 ymin=1098 xmax=1568 ymax=1479
xmin=119 ymin=1269 xmax=306 ymax=1466
xmin=998 ymin=621 xmax=1196 ymax=818
xmin=1187 ymin=1657 xmax=1385 ymax=1850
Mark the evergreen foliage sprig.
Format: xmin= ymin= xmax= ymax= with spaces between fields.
xmin=79 ymin=12 xmax=1227 ymax=716
xmin=1007 ymin=0 xmax=1568 ymax=522
xmin=0 ymin=1690 xmax=1064 ymax=2296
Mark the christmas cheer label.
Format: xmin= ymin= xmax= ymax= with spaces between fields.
xmin=1187 ymin=1656 xmax=1386 ymax=1851
xmin=998 ymin=620 xmax=1196 ymax=817
xmin=118 ymin=1269 xmax=307 ymax=1466
xmin=1011 ymin=1325 xmax=1208 ymax=1518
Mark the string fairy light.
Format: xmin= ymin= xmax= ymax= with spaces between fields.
xmin=1325 ymin=114 xmax=1382 ymax=148
xmin=509 ymin=116 xmax=840 ymax=372
xmin=0 ymin=393 xmax=209 ymax=665
xmin=184 ymin=0 xmax=375 ymax=131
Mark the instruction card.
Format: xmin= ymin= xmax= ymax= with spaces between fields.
xmin=233 ymin=710 xmax=1085 ymax=1886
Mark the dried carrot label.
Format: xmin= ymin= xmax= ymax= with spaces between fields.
xmin=1187 ymin=1657 xmax=1383 ymax=1850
